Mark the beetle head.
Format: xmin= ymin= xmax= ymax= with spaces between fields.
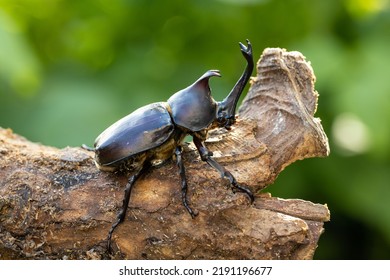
xmin=216 ymin=88 xmax=242 ymax=130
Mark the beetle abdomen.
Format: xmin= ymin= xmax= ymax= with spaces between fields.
xmin=94 ymin=102 xmax=175 ymax=168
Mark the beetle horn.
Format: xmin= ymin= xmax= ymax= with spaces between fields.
xmin=191 ymin=70 xmax=221 ymax=90
xmin=217 ymin=40 xmax=254 ymax=129
xmin=191 ymin=69 xmax=221 ymax=95
xmin=196 ymin=70 xmax=221 ymax=81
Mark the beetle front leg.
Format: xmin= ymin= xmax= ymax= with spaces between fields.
xmin=107 ymin=164 xmax=147 ymax=252
xmin=175 ymin=146 xmax=198 ymax=218
xmin=193 ymin=137 xmax=254 ymax=203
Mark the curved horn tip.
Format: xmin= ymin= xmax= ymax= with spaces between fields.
xmin=201 ymin=70 xmax=221 ymax=79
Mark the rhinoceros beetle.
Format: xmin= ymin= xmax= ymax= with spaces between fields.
xmin=84 ymin=40 xmax=254 ymax=251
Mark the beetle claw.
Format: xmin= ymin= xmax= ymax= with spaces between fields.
xmin=243 ymin=188 xmax=255 ymax=204
xmin=189 ymin=209 xmax=199 ymax=219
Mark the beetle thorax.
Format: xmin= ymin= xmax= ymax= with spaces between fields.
xmin=167 ymin=78 xmax=217 ymax=132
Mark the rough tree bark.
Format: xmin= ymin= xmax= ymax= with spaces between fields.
xmin=0 ymin=48 xmax=330 ymax=260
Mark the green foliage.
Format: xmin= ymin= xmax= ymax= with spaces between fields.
xmin=0 ymin=0 xmax=389 ymax=259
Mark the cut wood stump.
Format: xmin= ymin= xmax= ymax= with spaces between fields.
xmin=0 ymin=48 xmax=330 ymax=260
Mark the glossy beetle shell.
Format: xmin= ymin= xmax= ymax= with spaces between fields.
xmin=167 ymin=70 xmax=220 ymax=132
xmin=94 ymin=102 xmax=174 ymax=167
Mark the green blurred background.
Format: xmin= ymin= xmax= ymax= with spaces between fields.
xmin=1 ymin=0 xmax=389 ymax=259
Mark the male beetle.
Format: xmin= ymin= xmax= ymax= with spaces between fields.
xmin=84 ymin=40 xmax=254 ymax=251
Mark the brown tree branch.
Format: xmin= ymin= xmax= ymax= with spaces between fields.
xmin=0 ymin=48 xmax=330 ymax=260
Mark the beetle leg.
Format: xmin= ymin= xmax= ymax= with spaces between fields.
xmin=175 ymin=146 xmax=198 ymax=218
xmin=193 ymin=137 xmax=254 ymax=203
xmin=107 ymin=164 xmax=147 ymax=252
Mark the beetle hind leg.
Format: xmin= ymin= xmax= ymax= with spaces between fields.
xmin=193 ymin=137 xmax=254 ymax=203
xmin=107 ymin=164 xmax=147 ymax=252
xmin=175 ymin=146 xmax=198 ymax=218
